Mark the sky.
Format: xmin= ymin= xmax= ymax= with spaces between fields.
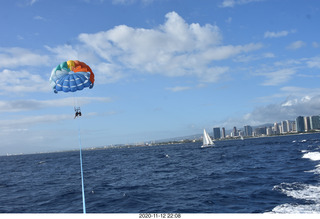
xmin=1 ymin=0 xmax=320 ymax=155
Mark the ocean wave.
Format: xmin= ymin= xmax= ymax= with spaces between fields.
xmin=305 ymin=163 xmax=320 ymax=175
xmin=270 ymin=147 xmax=320 ymax=214
xmin=271 ymin=182 xmax=320 ymax=213
xmin=271 ymin=203 xmax=320 ymax=214
xmin=302 ymin=151 xmax=320 ymax=174
xmin=273 ymin=183 xmax=320 ymax=202
xmin=302 ymin=152 xmax=320 ymax=161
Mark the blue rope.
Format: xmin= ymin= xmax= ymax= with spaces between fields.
xmin=78 ymin=124 xmax=86 ymax=214
xmin=73 ymin=92 xmax=86 ymax=213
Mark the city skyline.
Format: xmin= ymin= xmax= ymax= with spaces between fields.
xmin=211 ymin=114 xmax=320 ymax=139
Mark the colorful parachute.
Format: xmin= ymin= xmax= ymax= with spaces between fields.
xmin=49 ymin=60 xmax=95 ymax=93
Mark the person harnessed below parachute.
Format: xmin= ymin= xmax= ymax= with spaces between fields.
xmin=74 ymin=107 xmax=82 ymax=119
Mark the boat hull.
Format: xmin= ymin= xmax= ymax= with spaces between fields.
xmin=201 ymin=144 xmax=214 ymax=148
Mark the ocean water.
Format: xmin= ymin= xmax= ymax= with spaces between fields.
xmin=1 ymin=133 xmax=320 ymax=213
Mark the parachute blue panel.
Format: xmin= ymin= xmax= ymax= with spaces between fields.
xmin=55 ymin=72 xmax=92 ymax=93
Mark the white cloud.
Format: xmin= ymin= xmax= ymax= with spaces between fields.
xmin=280 ymin=86 xmax=320 ymax=97
xmin=202 ymin=43 xmax=263 ymax=61
xmin=234 ymin=52 xmax=274 ymax=62
xmin=0 ymin=69 xmax=49 ymax=93
xmin=312 ymin=42 xmax=319 ymax=48
xmin=306 ymin=56 xmax=320 ymax=68
xmin=220 ymin=0 xmax=236 ymax=7
xmin=45 ymin=44 xmax=79 ymax=61
xmin=255 ymin=86 xmax=320 ymax=104
xmin=33 ymin=15 xmax=45 ymax=21
xmin=0 ymin=47 xmax=50 ymax=69
xmin=112 ymin=0 xmax=154 ymax=5
xmin=220 ymin=94 xmax=320 ymax=129
xmin=0 ymin=114 xmax=71 ymax=130
xmin=220 ymin=0 xmax=264 ymax=8
xmin=264 ymin=30 xmax=289 ymax=38
xmin=165 ymin=86 xmax=192 ymax=92
xmin=45 ymin=44 xmax=100 ymax=68
xmin=29 ymin=0 xmax=38 ymax=5
xmin=0 ymin=97 xmax=112 ymax=113
xmin=259 ymin=68 xmax=296 ymax=86
xmin=74 ymin=11 xmax=262 ymax=83
xmin=94 ymin=62 xmax=124 ymax=84
xmin=79 ymin=12 xmax=222 ymax=60
xmin=252 ymin=57 xmax=317 ymax=87
xmin=166 ymin=83 xmax=211 ymax=92
xmin=112 ymin=0 xmax=136 ymax=4
xmin=244 ymin=95 xmax=320 ymax=125
xmin=263 ymin=53 xmax=275 ymax=58
xmin=198 ymin=66 xmax=230 ymax=83
xmin=287 ymin=40 xmax=306 ymax=50
xmin=274 ymin=59 xmax=301 ymax=67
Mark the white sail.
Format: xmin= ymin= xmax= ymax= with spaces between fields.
xmin=201 ymin=129 xmax=214 ymax=148
xmin=203 ymin=129 xmax=209 ymax=145
xmin=206 ymin=131 xmax=214 ymax=145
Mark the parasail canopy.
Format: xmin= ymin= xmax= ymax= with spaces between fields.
xmin=49 ymin=60 xmax=95 ymax=93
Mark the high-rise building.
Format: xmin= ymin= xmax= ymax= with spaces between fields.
xmin=266 ymin=127 xmax=273 ymax=136
xmin=304 ymin=116 xmax=311 ymax=131
xmin=273 ymin=123 xmax=280 ymax=134
xmin=221 ymin=127 xmax=226 ymax=138
xmin=281 ymin=121 xmax=288 ymax=133
xmin=255 ymin=127 xmax=266 ymax=136
xmin=292 ymin=121 xmax=296 ymax=132
xmin=310 ymin=115 xmax=320 ymax=130
xmin=233 ymin=126 xmax=237 ymax=137
xmin=296 ymin=116 xmax=305 ymax=132
xmin=244 ymin=125 xmax=253 ymax=137
xmin=213 ymin=127 xmax=221 ymax=139
xmin=286 ymin=120 xmax=294 ymax=132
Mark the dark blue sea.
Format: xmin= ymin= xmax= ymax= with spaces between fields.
xmin=1 ymin=133 xmax=320 ymax=213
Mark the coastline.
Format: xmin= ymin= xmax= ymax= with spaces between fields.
xmin=2 ymin=131 xmax=320 ymax=157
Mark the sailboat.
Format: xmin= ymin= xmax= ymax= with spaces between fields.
xmin=201 ymin=129 xmax=214 ymax=148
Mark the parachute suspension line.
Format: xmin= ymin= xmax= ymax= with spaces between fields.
xmin=73 ymin=93 xmax=82 ymax=119
xmin=77 ymin=118 xmax=86 ymax=214
xmin=73 ymin=92 xmax=80 ymax=111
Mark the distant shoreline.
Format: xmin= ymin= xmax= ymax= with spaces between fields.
xmin=3 ymin=131 xmax=320 ymax=157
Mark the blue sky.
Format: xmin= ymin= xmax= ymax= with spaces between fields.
xmin=1 ymin=0 xmax=320 ymax=155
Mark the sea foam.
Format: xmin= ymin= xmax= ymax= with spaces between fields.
xmin=302 ymin=152 xmax=320 ymax=161
xmin=271 ymin=183 xmax=320 ymax=213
